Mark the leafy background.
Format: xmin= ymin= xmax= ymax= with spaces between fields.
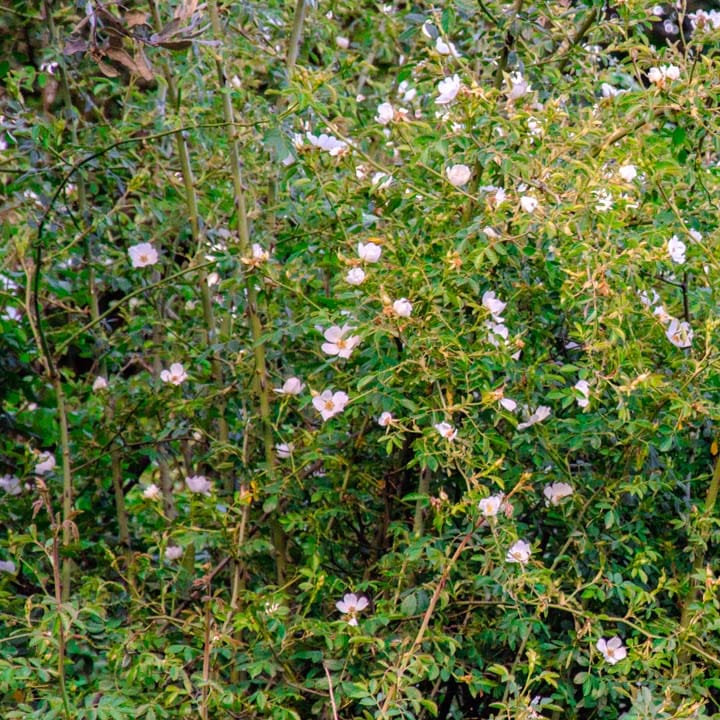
xmin=1 ymin=0 xmax=720 ymax=718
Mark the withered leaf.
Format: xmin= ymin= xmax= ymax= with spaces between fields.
xmin=153 ymin=18 xmax=183 ymax=41
xmin=125 ymin=11 xmax=148 ymax=28
xmin=63 ymin=36 xmax=89 ymax=55
xmin=174 ymin=0 xmax=199 ymax=21
xmin=133 ymin=47 xmax=155 ymax=82
xmin=152 ymin=39 xmax=193 ymax=50
xmin=107 ymin=30 xmax=125 ymax=48
xmin=96 ymin=59 xmax=121 ymax=77
xmin=95 ymin=6 xmax=127 ymax=33
xmin=104 ymin=46 xmax=139 ymax=72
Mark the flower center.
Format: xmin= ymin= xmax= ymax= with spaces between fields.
xmin=324 ymin=400 xmax=335 ymax=411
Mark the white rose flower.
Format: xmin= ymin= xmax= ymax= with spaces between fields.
xmin=596 ymin=637 xmax=627 ymax=665
xmin=275 ymin=442 xmax=294 ymax=459
xmin=507 ymin=71 xmax=530 ymax=100
xmin=435 ymin=37 xmax=461 ymax=57
xmin=375 ymin=102 xmax=394 ymax=125
xmin=434 ymin=421 xmax=457 ymax=441
xmin=392 ymin=298 xmax=412 ymax=317
xmin=666 ymin=318 xmax=693 ymax=348
xmin=321 ymin=325 xmax=361 ymax=359
xmin=517 ymin=405 xmax=551 ymax=431
xmin=128 ymin=242 xmax=159 ymax=268
xmin=500 ymin=397 xmax=517 ymax=412
xmin=35 ymin=452 xmax=56 ymax=476
xmin=165 ymin=545 xmax=183 ymax=561
xmin=479 ymin=493 xmax=504 ymax=517
xmin=143 ymin=483 xmax=162 ymax=500
xmin=336 ymin=593 xmax=369 ymax=626
xmin=378 ymin=412 xmax=393 ymax=427
xmin=486 ymin=321 xmax=509 ymax=347
xmin=574 ymin=379 xmax=590 ymax=408
xmin=160 ymin=362 xmax=188 ymax=386
xmin=0 ymin=474 xmax=22 ymax=495
xmin=313 ymin=390 xmax=350 ymax=421
xmin=618 ymin=164 xmax=637 ymax=182
xmin=274 ymin=377 xmax=305 ymax=395
xmin=435 ymin=74 xmax=461 ymax=105
xmin=543 ymin=482 xmax=574 ymax=506
xmin=520 ymin=195 xmax=539 ymax=214
xmin=482 ymin=291 xmax=506 ymax=321
xmin=345 ymin=267 xmax=366 ymax=285
xmin=667 ymin=235 xmax=686 ymax=264
xmin=506 ymin=539 xmax=532 ymax=564
xmin=446 ymin=164 xmax=472 ymax=187
xmin=186 ymin=475 xmax=212 ymax=495
xmin=357 ymin=241 xmax=382 ymax=263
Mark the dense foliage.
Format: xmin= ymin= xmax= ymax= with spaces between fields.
xmin=2 ymin=0 xmax=720 ymax=717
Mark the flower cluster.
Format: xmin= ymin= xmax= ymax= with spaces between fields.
xmin=301 ymin=131 xmax=349 ymax=156
xmin=640 ymin=287 xmax=693 ymax=348
xmin=647 ymin=64 xmax=680 ymax=86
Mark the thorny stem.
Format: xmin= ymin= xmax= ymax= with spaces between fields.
xmin=413 ymin=467 xmax=431 ymax=536
xmin=207 ymin=0 xmax=291 ymax=585
xmin=43 ymin=0 xmax=77 ymax=605
xmin=82 ymin=177 xmax=132 ymax=566
xmin=154 ymin=322 xmax=177 ymax=522
xmin=677 ymin=450 xmax=720 ymax=664
xmin=557 ymin=8 xmax=599 ymax=75
xmin=149 ymin=0 xmax=230 ymax=472
xmin=286 ymin=0 xmax=308 ymax=77
xmin=380 ymin=520 xmax=480 ymax=715
xmin=36 ymin=481 xmax=72 ymax=720
xmin=201 ymin=598 xmax=212 ymax=720
xmin=57 ymin=261 xmax=214 ymax=355
xmin=324 ymin=661 xmax=340 ymax=720
xmin=493 ymin=0 xmax=524 ymax=91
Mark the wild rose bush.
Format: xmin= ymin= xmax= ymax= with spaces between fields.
xmin=1 ymin=1 xmax=720 ymax=718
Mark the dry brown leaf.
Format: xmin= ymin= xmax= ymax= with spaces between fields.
xmin=104 ymin=46 xmax=139 ymax=72
xmin=154 ymin=39 xmax=193 ymax=50
xmin=96 ymin=59 xmax=121 ymax=78
xmin=63 ymin=36 xmax=89 ymax=55
xmin=133 ymin=47 xmax=155 ymax=82
xmin=125 ymin=11 xmax=148 ymax=28
xmin=174 ymin=0 xmax=199 ymax=21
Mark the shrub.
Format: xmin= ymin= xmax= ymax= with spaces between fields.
xmin=1 ymin=1 xmax=720 ymax=718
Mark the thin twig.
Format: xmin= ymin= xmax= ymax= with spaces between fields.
xmin=324 ymin=662 xmax=340 ymax=720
